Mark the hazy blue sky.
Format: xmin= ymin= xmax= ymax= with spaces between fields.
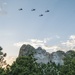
xmin=0 ymin=0 xmax=75 ymax=56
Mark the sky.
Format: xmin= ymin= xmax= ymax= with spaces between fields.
xmin=0 ymin=0 xmax=75 ymax=57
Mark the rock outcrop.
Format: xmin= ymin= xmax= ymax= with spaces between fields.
xmin=19 ymin=44 xmax=35 ymax=56
xmin=34 ymin=47 xmax=50 ymax=64
xmin=19 ymin=44 xmax=75 ymax=65
xmin=19 ymin=44 xmax=51 ymax=64
xmin=50 ymin=51 xmax=66 ymax=65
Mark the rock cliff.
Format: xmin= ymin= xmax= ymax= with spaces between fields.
xmin=19 ymin=44 xmax=74 ymax=65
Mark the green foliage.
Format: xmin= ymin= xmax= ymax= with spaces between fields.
xmin=4 ymin=53 xmax=60 ymax=75
xmin=8 ymin=53 xmax=61 ymax=75
xmin=0 ymin=46 xmax=7 ymax=67
xmin=59 ymin=51 xmax=75 ymax=75
xmin=0 ymin=46 xmax=3 ymax=55
xmin=1 ymin=50 xmax=75 ymax=75
xmin=39 ymin=62 xmax=60 ymax=75
xmin=0 ymin=46 xmax=3 ymax=51
xmin=8 ymin=54 xmax=43 ymax=75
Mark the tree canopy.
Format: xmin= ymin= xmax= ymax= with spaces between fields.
xmin=0 ymin=49 xmax=75 ymax=75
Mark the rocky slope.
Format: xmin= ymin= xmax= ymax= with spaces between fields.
xmin=19 ymin=44 xmax=75 ymax=65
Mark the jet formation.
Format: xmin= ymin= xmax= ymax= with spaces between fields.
xmin=18 ymin=8 xmax=50 ymax=17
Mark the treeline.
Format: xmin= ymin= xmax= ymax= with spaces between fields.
xmin=0 ymin=47 xmax=75 ymax=75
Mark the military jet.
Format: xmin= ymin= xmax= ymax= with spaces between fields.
xmin=31 ymin=9 xmax=36 ymax=11
xmin=19 ymin=8 xmax=23 ymax=11
xmin=39 ymin=14 xmax=43 ymax=17
xmin=45 ymin=10 xmax=49 ymax=12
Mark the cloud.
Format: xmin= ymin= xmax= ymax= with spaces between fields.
xmin=61 ymin=35 xmax=75 ymax=50
xmin=56 ymin=35 xmax=60 ymax=39
xmin=4 ymin=56 xmax=16 ymax=66
xmin=3 ymin=2 xmax=7 ymax=5
xmin=30 ymin=39 xmax=44 ymax=43
xmin=0 ymin=1 xmax=7 ymax=16
xmin=69 ymin=35 xmax=75 ymax=40
xmin=14 ymin=38 xmax=61 ymax=53
xmin=0 ymin=10 xmax=7 ymax=15
xmin=14 ymin=38 xmax=52 ymax=47
xmin=14 ymin=35 xmax=75 ymax=53
xmin=14 ymin=39 xmax=47 ymax=48
xmin=42 ymin=45 xmax=61 ymax=53
xmin=43 ymin=38 xmax=52 ymax=43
